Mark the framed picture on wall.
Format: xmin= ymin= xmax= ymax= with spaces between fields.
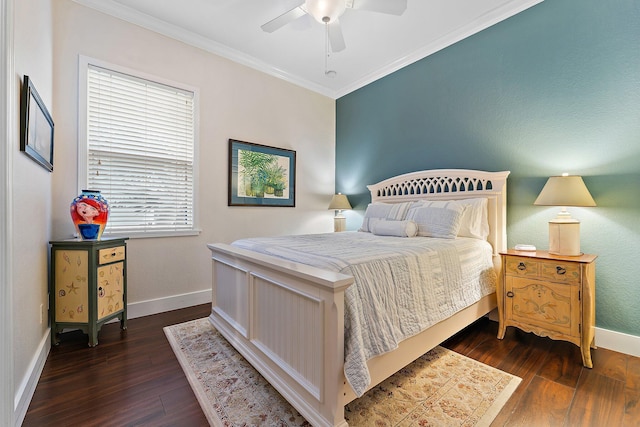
xmin=228 ymin=139 xmax=296 ymax=207
xmin=20 ymin=75 xmax=54 ymax=172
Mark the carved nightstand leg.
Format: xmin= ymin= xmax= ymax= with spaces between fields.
xmin=581 ymin=345 xmax=593 ymax=369
xmin=496 ymin=284 xmax=506 ymax=339
xmin=497 ymin=323 xmax=506 ymax=339
xmin=496 ymin=264 xmax=506 ymax=340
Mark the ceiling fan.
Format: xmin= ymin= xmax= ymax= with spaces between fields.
xmin=261 ymin=0 xmax=408 ymax=53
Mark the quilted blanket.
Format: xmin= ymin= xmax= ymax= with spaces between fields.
xmin=232 ymin=232 xmax=496 ymax=396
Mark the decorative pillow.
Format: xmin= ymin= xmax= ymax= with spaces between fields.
xmin=405 ymin=201 xmax=466 ymax=239
xmin=457 ymin=198 xmax=489 ymax=240
xmin=369 ymin=219 xmax=419 ymax=237
xmin=359 ymin=202 xmax=412 ymax=232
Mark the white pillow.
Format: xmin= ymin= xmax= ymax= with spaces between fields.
xmin=405 ymin=200 xmax=466 ymax=239
xmin=359 ymin=202 xmax=412 ymax=232
xmin=457 ymin=198 xmax=489 ymax=240
xmin=370 ymin=219 xmax=418 ymax=237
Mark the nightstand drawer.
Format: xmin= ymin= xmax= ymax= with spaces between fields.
xmin=98 ymin=246 xmax=125 ymax=264
xmin=504 ymin=256 xmax=580 ymax=285
xmin=504 ymin=257 xmax=539 ymax=278
xmin=539 ymin=260 xmax=580 ymax=285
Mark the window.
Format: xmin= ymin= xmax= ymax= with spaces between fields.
xmin=79 ymin=57 xmax=198 ymax=238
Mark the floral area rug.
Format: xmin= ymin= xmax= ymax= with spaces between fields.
xmin=164 ymin=318 xmax=521 ymax=426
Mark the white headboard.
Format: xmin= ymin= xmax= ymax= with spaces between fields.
xmin=367 ymin=169 xmax=510 ymax=256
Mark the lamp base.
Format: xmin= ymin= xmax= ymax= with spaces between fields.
xmin=333 ymin=216 xmax=346 ymax=232
xmin=548 ymin=219 xmax=582 ymax=256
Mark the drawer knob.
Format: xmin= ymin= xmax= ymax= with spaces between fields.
xmin=506 ymin=291 xmax=514 ymax=298
xmin=556 ymin=266 xmax=566 ymax=275
xmin=517 ymin=262 xmax=526 ymax=271
xmin=111 ymin=252 xmax=117 ymax=257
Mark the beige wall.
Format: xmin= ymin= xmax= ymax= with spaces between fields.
xmin=10 ymin=0 xmax=334 ymax=417
xmin=13 ymin=0 xmax=53 ymax=414
xmin=52 ymin=1 xmax=336 ymax=306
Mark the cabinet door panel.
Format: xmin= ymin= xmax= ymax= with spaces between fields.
xmin=506 ymin=277 xmax=579 ymax=338
xmin=54 ymin=250 xmax=89 ymax=323
xmin=97 ymin=261 xmax=125 ymax=320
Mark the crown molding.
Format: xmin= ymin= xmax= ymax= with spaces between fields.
xmin=72 ymin=0 xmax=337 ymax=98
xmin=72 ymin=0 xmax=542 ymax=99
xmin=334 ymin=0 xmax=543 ymax=98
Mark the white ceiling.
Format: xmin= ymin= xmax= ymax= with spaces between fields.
xmin=73 ymin=0 xmax=542 ymax=99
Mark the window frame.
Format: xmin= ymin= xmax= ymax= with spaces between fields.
xmin=78 ymin=55 xmax=200 ymax=239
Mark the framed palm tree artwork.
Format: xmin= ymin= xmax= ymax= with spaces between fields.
xmin=228 ymin=139 xmax=296 ymax=207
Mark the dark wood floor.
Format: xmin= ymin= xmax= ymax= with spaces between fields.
xmin=444 ymin=318 xmax=640 ymax=427
xmin=23 ymin=304 xmax=640 ymax=426
xmin=23 ymin=304 xmax=212 ymax=427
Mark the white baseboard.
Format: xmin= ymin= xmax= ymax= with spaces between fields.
xmin=126 ymin=289 xmax=211 ymax=320
xmin=596 ymin=327 xmax=640 ymax=358
xmin=14 ymin=329 xmax=50 ymax=427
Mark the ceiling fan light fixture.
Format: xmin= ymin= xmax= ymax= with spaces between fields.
xmin=305 ymin=0 xmax=346 ymax=24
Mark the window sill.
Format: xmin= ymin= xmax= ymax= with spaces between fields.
xmin=99 ymin=229 xmax=202 ymax=240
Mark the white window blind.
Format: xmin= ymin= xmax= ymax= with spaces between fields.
xmin=86 ymin=64 xmax=195 ymax=236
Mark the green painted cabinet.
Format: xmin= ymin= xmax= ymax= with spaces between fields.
xmin=49 ymin=237 xmax=128 ymax=347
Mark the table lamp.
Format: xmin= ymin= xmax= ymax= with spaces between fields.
xmin=328 ymin=193 xmax=351 ymax=232
xmin=533 ymin=174 xmax=596 ymax=256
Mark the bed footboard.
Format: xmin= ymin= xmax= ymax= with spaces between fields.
xmin=207 ymin=243 xmax=354 ymax=427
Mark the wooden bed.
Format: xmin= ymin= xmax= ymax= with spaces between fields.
xmin=207 ymin=169 xmax=510 ymax=427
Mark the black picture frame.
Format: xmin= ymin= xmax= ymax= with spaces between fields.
xmin=20 ymin=76 xmax=54 ymax=172
xmin=228 ymin=139 xmax=296 ymax=207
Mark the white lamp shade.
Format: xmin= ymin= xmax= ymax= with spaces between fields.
xmin=534 ymin=175 xmax=596 ymax=207
xmin=328 ymin=193 xmax=351 ymax=210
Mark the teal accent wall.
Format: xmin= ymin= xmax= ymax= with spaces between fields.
xmin=336 ymin=0 xmax=640 ymax=337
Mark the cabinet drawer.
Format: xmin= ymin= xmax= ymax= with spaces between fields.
xmin=539 ymin=260 xmax=580 ymax=285
xmin=98 ymin=246 xmax=125 ymax=264
xmin=504 ymin=257 xmax=539 ymax=278
xmin=504 ymin=256 xmax=580 ymax=285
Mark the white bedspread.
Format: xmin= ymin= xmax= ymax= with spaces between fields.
xmin=232 ymin=232 xmax=496 ymax=397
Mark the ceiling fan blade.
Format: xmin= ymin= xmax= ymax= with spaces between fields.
xmin=261 ymin=4 xmax=306 ymax=33
xmin=350 ymin=0 xmax=407 ymax=15
xmin=328 ymin=21 xmax=346 ymax=52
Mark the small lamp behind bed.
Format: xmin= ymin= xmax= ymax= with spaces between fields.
xmin=328 ymin=193 xmax=351 ymax=232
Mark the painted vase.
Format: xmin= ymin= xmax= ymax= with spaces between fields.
xmin=70 ymin=190 xmax=109 ymax=240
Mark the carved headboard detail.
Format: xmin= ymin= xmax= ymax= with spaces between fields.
xmin=367 ymin=169 xmax=511 ymax=256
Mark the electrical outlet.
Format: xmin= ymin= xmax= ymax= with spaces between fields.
xmin=40 ymin=303 xmax=44 ymax=324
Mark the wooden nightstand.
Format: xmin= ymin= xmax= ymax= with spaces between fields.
xmin=497 ymin=249 xmax=597 ymax=368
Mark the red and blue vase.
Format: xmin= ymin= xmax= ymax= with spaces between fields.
xmin=70 ymin=190 xmax=109 ymax=240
